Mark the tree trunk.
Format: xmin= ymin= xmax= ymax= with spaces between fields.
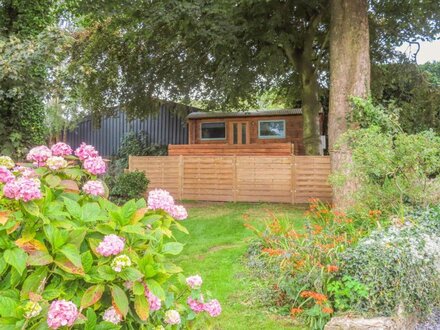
xmin=328 ymin=0 xmax=370 ymax=209
xmin=301 ymin=61 xmax=322 ymax=155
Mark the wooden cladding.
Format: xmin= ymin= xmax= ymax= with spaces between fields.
xmin=129 ymin=155 xmax=332 ymax=204
xmin=168 ymin=143 xmax=294 ymax=156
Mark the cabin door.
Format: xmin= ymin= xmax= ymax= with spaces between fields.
xmin=229 ymin=121 xmax=249 ymax=144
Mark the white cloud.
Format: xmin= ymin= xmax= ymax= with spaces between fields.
xmin=397 ymin=40 xmax=440 ymax=64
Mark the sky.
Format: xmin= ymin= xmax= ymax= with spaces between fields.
xmin=398 ymin=39 xmax=440 ymax=64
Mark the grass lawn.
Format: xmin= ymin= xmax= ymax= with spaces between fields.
xmin=173 ymin=202 xmax=307 ymax=330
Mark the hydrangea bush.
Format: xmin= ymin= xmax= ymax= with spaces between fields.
xmin=0 ymin=143 xmax=221 ymax=329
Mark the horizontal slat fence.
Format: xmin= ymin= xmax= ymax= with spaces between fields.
xmin=168 ymin=143 xmax=294 ymax=156
xmin=129 ymin=155 xmax=332 ymax=204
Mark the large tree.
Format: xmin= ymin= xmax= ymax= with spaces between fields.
xmin=328 ymin=0 xmax=371 ymax=208
xmin=0 ymin=0 xmax=67 ymax=156
xmin=68 ymin=0 xmax=439 ymax=156
xmin=70 ymin=0 xmax=330 ymax=155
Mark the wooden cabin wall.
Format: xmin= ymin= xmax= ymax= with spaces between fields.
xmin=188 ymin=114 xmax=324 ymax=155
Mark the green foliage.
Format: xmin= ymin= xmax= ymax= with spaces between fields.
xmin=371 ymin=62 xmax=440 ymax=134
xmin=327 ymin=276 xmax=369 ymax=312
xmin=340 ymin=206 xmax=440 ymax=317
xmin=333 ymin=99 xmax=440 ymax=214
xmin=0 ymin=146 xmax=215 ymax=328
xmin=105 ymin=132 xmax=166 ymax=204
xmin=420 ymin=61 xmax=440 ymax=87
xmin=110 ymin=171 xmax=149 ymax=205
xmin=115 ymin=131 xmax=167 ymax=170
xmin=67 ymin=1 xmax=439 ymax=118
xmin=349 ymin=97 xmax=400 ymax=133
xmin=0 ymin=1 xmax=72 ymax=156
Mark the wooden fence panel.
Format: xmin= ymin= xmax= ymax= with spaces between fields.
xmin=293 ymin=156 xmax=332 ymax=203
xmin=128 ymin=155 xmax=332 ymax=204
xmin=182 ymin=157 xmax=235 ymax=201
xmin=236 ymin=156 xmax=292 ymax=203
xmin=129 ymin=156 xmax=180 ymax=198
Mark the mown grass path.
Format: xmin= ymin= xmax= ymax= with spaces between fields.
xmin=173 ymin=202 xmax=306 ymax=330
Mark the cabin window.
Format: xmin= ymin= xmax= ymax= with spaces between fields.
xmin=258 ymin=120 xmax=286 ymax=139
xmin=200 ymin=122 xmax=226 ymax=140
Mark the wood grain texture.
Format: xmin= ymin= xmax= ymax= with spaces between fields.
xmin=129 ymin=155 xmax=332 ymax=204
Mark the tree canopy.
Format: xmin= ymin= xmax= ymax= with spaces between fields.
xmin=0 ymin=0 xmax=69 ymax=156
xmin=67 ymin=0 xmax=439 ymax=155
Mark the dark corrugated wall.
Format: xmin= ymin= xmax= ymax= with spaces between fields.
xmin=66 ymin=104 xmax=193 ymax=157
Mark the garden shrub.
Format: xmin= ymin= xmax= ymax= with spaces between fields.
xmin=340 ymin=205 xmax=440 ymax=317
xmin=114 ymin=131 xmax=167 ymax=170
xmin=247 ymin=200 xmax=384 ymax=329
xmin=109 ymin=171 xmax=149 ymax=205
xmin=0 ymin=142 xmax=220 ymax=329
xmin=105 ymin=132 xmax=166 ymax=204
xmin=332 ymin=99 xmax=440 ymax=214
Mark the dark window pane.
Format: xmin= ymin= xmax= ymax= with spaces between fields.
xmin=233 ymin=123 xmax=238 ymax=144
xmin=242 ymin=123 xmax=246 ymax=144
xmin=201 ymin=122 xmax=226 ymax=139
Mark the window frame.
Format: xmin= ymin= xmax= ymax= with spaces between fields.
xmin=200 ymin=121 xmax=227 ymax=141
xmin=258 ymin=119 xmax=286 ymax=139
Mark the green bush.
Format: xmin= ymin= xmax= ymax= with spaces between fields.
xmin=115 ymin=131 xmax=167 ymax=170
xmin=110 ymin=171 xmax=149 ymax=205
xmin=0 ymin=144 xmax=220 ymax=329
xmin=340 ymin=206 xmax=440 ymax=317
xmin=105 ymin=132 xmax=166 ymax=203
xmin=332 ymin=98 xmax=440 ymax=214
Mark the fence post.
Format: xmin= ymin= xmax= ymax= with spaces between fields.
xmin=128 ymin=155 xmax=133 ymax=172
xmin=291 ymin=155 xmax=296 ymax=204
xmin=178 ymin=155 xmax=183 ymax=200
xmin=233 ymin=155 xmax=237 ymax=202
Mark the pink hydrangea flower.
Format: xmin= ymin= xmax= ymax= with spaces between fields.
xmin=51 ymin=142 xmax=73 ymax=156
xmin=145 ymin=287 xmax=162 ymax=311
xmin=13 ymin=166 xmax=37 ymax=179
xmin=46 ymin=156 xmax=68 ymax=170
xmin=187 ymin=296 xmax=205 ymax=313
xmin=96 ymin=234 xmax=125 ymax=257
xmin=83 ymin=156 xmax=106 ymax=175
xmin=74 ymin=143 xmax=99 ymax=161
xmin=46 ymin=300 xmax=78 ymax=329
xmin=103 ymin=306 xmax=122 ymax=324
xmin=148 ymin=189 xmax=175 ymax=213
xmin=171 ymin=204 xmax=188 ymax=220
xmin=0 ymin=166 xmax=15 ymax=184
xmin=3 ymin=177 xmax=42 ymax=202
xmin=164 ymin=310 xmax=181 ymax=325
xmin=83 ymin=180 xmax=105 ymax=196
xmin=27 ymin=146 xmax=52 ymax=166
xmin=186 ymin=275 xmax=203 ymax=289
xmin=204 ymin=299 xmax=222 ymax=317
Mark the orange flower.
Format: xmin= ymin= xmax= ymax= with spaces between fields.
xmin=322 ymin=307 xmax=334 ymax=314
xmin=290 ymin=307 xmax=303 ymax=317
xmin=261 ymin=248 xmax=285 ymax=256
xmin=300 ymin=291 xmax=328 ymax=302
xmin=327 ymin=265 xmax=339 ymax=272
xmin=312 ymin=224 xmax=323 ymax=234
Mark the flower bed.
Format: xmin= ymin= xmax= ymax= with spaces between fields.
xmin=248 ymin=201 xmax=440 ymax=329
xmin=0 ymin=143 xmax=220 ymax=329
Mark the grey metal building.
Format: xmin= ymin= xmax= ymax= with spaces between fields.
xmin=66 ymin=103 xmax=195 ymax=157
